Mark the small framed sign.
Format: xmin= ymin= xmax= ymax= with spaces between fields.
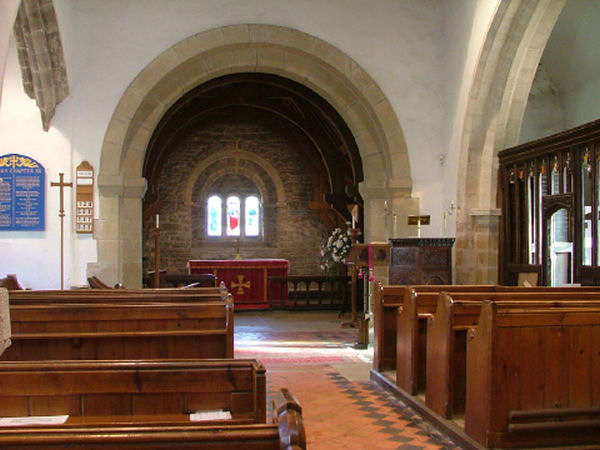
xmin=75 ymin=161 xmax=94 ymax=233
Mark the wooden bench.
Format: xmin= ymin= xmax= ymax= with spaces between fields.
xmin=0 ymin=275 xmax=24 ymax=290
xmin=7 ymin=285 xmax=229 ymax=304
xmin=426 ymin=293 xmax=600 ymax=419
xmin=142 ymin=272 xmax=218 ymax=288
xmin=391 ymin=285 xmax=497 ymax=393
xmin=0 ymin=359 xmax=266 ymax=424
xmin=372 ymin=283 xmax=496 ymax=373
xmin=392 ymin=285 xmax=600 ymax=395
xmin=2 ymin=300 xmax=234 ymax=361
xmin=0 ymin=359 xmax=305 ymax=448
xmin=372 ymin=283 xmax=405 ymax=372
xmin=465 ymin=301 xmax=600 ymax=448
xmin=0 ymin=388 xmax=305 ymax=449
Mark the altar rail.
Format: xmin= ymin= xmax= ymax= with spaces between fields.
xmin=268 ymin=275 xmax=349 ymax=311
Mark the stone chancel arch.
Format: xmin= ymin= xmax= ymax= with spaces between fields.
xmin=93 ymin=24 xmax=411 ymax=286
xmin=455 ymin=0 xmax=565 ymax=284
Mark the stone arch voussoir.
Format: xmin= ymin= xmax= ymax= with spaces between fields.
xmin=455 ymin=0 xmax=565 ymax=284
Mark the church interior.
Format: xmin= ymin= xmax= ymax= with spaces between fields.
xmin=1 ymin=1 xmax=600 ymax=448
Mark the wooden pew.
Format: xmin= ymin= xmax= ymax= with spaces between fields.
xmin=372 ymin=283 xmax=496 ymax=373
xmin=0 ymin=359 xmax=266 ymax=424
xmin=0 ymin=389 xmax=305 ymax=449
xmin=372 ymin=283 xmax=405 ymax=372
xmin=7 ymin=283 xmax=229 ymax=304
xmin=0 ymin=275 xmax=23 ymax=290
xmin=426 ymin=293 xmax=600 ymax=419
xmin=394 ymin=285 xmax=600 ymax=395
xmin=393 ymin=285 xmax=497 ymax=394
xmin=465 ymin=301 xmax=600 ymax=448
xmin=87 ymin=276 xmax=124 ymax=289
xmin=0 ymin=359 xmax=306 ymax=449
xmin=2 ymin=300 xmax=234 ymax=361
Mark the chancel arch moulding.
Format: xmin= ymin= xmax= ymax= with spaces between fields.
xmin=95 ymin=24 xmax=410 ymax=286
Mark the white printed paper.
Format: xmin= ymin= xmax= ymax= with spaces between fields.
xmin=0 ymin=415 xmax=69 ymax=426
xmin=189 ymin=410 xmax=232 ymax=421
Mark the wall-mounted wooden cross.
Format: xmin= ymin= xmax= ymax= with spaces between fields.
xmin=51 ymin=173 xmax=73 ymax=289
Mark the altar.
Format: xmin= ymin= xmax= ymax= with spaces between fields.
xmin=188 ymin=259 xmax=289 ymax=309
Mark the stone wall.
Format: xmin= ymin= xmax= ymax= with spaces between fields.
xmin=142 ymin=119 xmax=330 ymax=276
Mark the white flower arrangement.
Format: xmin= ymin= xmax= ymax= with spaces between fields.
xmin=319 ymin=225 xmax=353 ymax=271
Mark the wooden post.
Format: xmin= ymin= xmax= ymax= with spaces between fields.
xmin=154 ymin=214 xmax=160 ymax=288
xmin=341 ymin=228 xmax=362 ymax=332
xmin=349 ymin=228 xmax=361 ymax=323
xmin=51 ymin=173 xmax=73 ymax=290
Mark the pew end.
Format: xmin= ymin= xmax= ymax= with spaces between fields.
xmin=272 ymin=388 xmax=306 ymax=450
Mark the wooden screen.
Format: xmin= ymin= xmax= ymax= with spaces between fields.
xmin=499 ymin=119 xmax=600 ymax=286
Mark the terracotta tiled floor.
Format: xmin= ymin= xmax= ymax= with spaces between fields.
xmin=235 ymin=310 xmax=461 ymax=449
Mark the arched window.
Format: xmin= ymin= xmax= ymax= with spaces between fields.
xmin=207 ymin=195 xmax=222 ymax=236
xmin=226 ymin=196 xmax=241 ymax=236
xmin=245 ymin=196 xmax=259 ymax=237
xmin=206 ymin=194 xmax=262 ymax=238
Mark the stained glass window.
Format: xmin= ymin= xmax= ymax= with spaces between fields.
xmin=245 ymin=196 xmax=259 ymax=236
xmin=226 ymin=196 xmax=241 ymax=236
xmin=206 ymin=193 xmax=261 ymax=238
xmin=207 ymin=195 xmax=222 ymax=236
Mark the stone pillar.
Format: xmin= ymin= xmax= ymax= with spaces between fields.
xmin=91 ymin=175 xmax=147 ymax=288
xmin=455 ymin=208 xmax=501 ymax=284
xmin=0 ymin=288 xmax=11 ymax=356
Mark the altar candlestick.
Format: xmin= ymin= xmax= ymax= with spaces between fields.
xmin=393 ymin=213 xmax=397 ymax=237
xmin=155 ymin=213 xmax=160 ymax=229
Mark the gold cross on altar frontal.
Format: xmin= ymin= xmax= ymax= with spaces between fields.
xmin=231 ymin=275 xmax=251 ymax=295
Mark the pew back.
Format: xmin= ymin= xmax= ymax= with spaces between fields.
xmin=426 ymin=294 xmax=600 ymax=418
xmin=0 ymin=388 xmax=304 ymax=449
xmin=3 ymin=301 xmax=234 ymax=360
xmin=396 ymin=287 xmax=600 ymax=395
xmin=394 ymin=285 xmax=496 ymax=394
xmin=0 ymin=360 xmax=308 ymax=449
xmin=0 ymin=359 xmax=266 ymax=423
xmin=465 ymin=301 xmax=600 ymax=448
xmin=8 ymin=287 xmax=227 ymax=304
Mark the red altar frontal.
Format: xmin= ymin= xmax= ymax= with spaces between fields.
xmin=188 ymin=259 xmax=288 ymax=309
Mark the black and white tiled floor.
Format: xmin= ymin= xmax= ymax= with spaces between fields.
xmin=236 ymin=310 xmax=461 ymax=449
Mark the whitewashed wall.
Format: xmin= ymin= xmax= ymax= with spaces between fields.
xmin=520 ymin=0 xmax=600 ymax=143
xmin=0 ymin=38 xmax=76 ymax=289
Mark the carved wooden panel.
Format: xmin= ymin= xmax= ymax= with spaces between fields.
xmin=388 ymin=238 xmax=454 ymax=285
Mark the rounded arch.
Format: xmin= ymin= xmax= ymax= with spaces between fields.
xmin=455 ymin=0 xmax=565 ymax=284
xmin=185 ymin=149 xmax=286 ymax=207
xmin=93 ymin=24 xmax=409 ymax=286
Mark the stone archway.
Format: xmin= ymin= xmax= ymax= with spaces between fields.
xmin=455 ymin=0 xmax=565 ymax=284
xmin=91 ymin=24 xmax=412 ymax=286
xmin=186 ymin=149 xmax=286 ymax=207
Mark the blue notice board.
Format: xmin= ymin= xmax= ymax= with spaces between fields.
xmin=0 ymin=154 xmax=45 ymax=231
